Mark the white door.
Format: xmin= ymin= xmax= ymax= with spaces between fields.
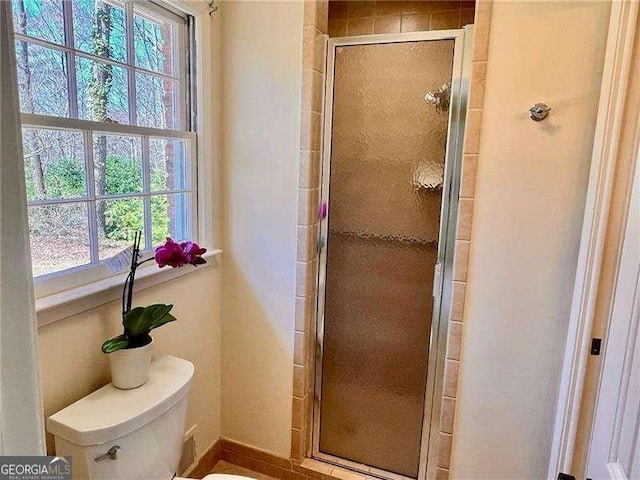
xmin=585 ymin=154 xmax=640 ymax=480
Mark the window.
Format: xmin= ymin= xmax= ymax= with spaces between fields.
xmin=12 ymin=0 xmax=196 ymax=294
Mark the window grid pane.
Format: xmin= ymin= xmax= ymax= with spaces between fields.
xmin=14 ymin=1 xmax=185 ymax=122
xmin=24 ymin=124 xmax=193 ymax=277
xmin=16 ymin=0 xmax=192 ymax=280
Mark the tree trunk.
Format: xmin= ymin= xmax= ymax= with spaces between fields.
xmin=89 ymin=1 xmax=112 ymax=235
xmin=16 ymin=0 xmax=46 ymax=198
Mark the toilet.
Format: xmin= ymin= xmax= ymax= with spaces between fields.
xmin=48 ymin=355 xmax=249 ymax=480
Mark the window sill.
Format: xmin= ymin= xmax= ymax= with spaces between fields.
xmin=36 ymin=249 xmax=222 ymax=328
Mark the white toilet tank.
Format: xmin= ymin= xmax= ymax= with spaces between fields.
xmin=48 ymin=355 xmax=195 ymax=480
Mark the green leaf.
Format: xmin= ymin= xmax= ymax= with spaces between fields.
xmin=123 ymin=304 xmax=176 ymax=338
xmin=122 ymin=306 xmax=147 ymax=337
xmin=102 ymin=334 xmax=130 ymax=354
xmin=143 ymin=304 xmax=176 ymax=331
xmin=149 ymin=312 xmax=177 ymax=331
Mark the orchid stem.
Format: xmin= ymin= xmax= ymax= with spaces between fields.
xmin=135 ymin=257 xmax=155 ymax=267
xmin=122 ymin=231 xmax=143 ymax=319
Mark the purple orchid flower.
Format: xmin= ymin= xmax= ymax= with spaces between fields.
xmin=155 ymin=237 xmax=207 ymax=268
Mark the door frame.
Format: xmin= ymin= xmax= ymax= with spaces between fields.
xmin=312 ymin=28 xmax=472 ymax=480
xmin=549 ymin=2 xmax=640 ymax=478
xmin=585 ymin=147 xmax=640 ymax=479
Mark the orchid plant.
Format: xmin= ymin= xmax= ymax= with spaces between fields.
xmin=101 ymin=231 xmax=207 ymax=354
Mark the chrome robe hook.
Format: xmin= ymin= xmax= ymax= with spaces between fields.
xmin=529 ymin=103 xmax=552 ymax=121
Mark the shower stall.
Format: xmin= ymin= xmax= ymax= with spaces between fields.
xmin=313 ymin=28 xmax=472 ymax=480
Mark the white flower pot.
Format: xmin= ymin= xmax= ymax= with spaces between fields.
xmin=108 ymin=339 xmax=153 ymax=389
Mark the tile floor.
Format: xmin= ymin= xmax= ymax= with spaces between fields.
xmin=210 ymin=461 xmax=277 ymax=480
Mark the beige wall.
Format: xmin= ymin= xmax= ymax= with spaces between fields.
xmin=38 ymin=265 xmax=222 ymax=459
xmin=451 ymin=1 xmax=610 ymax=479
xmin=219 ymin=1 xmax=303 ymax=459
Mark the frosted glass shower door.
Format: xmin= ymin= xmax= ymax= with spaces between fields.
xmin=316 ymin=39 xmax=455 ymax=479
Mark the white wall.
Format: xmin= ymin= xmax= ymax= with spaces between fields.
xmin=451 ymin=2 xmax=610 ymax=478
xmin=220 ymin=1 xmax=303 ymax=458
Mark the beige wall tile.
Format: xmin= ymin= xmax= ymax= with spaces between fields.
xmin=461 ymin=6 xmax=475 ymax=26
xmin=374 ymin=1 xmax=403 ymax=17
xmin=302 ymin=70 xmax=324 ymax=113
xmin=304 ymin=364 xmax=312 ymax=393
xmin=401 ymin=1 xmax=424 ymax=14
xmin=294 ymin=331 xmax=308 ymax=365
xmin=453 ymin=240 xmax=470 ymax=282
xmin=328 ymin=18 xmax=347 ymax=37
xmin=295 ymin=295 xmax=314 ymax=332
xmin=472 ymin=0 xmax=491 ymax=61
xmin=307 ymin=325 xmax=316 ymax=363
xmin=456 ymin=197 xmax=474 ymax=240
xmin=348 ymin=16 xmax=374 ymax=36
xmin=402 ymin=0 xmax=444 ymax=15
xmin=450 ymin=281 xmax=466 ymax=322
xmin=431 ymin=10 xmax=461 ymax=30
xmin=296 ymin=258 xmax=318 ymax=297
xmin=298 ymin=187 xmax=320 ymax=226
xmin=374 ymin=15 xmax=401 ymax=34
xmin=444 ymin=360 xmax=459 ymax=397
xmin=303 ymin=27 xmax=326 ymax=73
xmin=304 ymin=1 xmax=317 ymax=28
xmin=463 ymin=108 xmax=482 ymax=154
xmin=293 ymin=365 xmax=306 ymax=397
xmin=316 ymin=0 xmax=329 ymax=33
xmin=460 ymin=154 xmax=478 ymax=198
xmin=468 ymin=61 xmax=487 ymax=109
xmin=302 ymin=27 xmax=316 ymax=71
xmin=292 ymin=395 xmax=306 ymax=429
xmin=438 ymin=1 xmax=468 ymax=11
xmin=348 ymin=1 xmax=374 ymax=18
xmin=328 ymin=0 xmax=348 ymax=19
xmin=297 ymin=224 xmax=319 ymax=262
xmin=437 ymin=432 xmax=453 ymax=469
xmin=291 ymin=428 xmax=306 ymax=460
xmin=300 ymin=110 xmax=322 ymax=151
xmin=299 ymin=150 xmax=321 ymax=189
xmin=446 ymin=320 xmax=463 ymax=360
xmin=305 ymin=393 xmax=313 ymax=427
xmin=401 ymin=13 xmax=430 ymax=32
xmin=314 ymin=28 xmax=326 ymax=73
xmin=440 ymin=396 xmax=456 ymax=434
xmin=436 ymin=468 xmax=450 ymax=480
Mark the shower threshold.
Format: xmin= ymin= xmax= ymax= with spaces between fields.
xmin=313 ymin=452 xmax=417 ymax=480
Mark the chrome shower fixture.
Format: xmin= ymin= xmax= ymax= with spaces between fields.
xmin=424 ymin=82 xmax=451 ymax=113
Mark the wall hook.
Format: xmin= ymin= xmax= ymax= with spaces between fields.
xmin=529 ymin=103 xmax=551 ymax=121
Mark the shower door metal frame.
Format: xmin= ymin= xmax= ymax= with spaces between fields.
xmin=312 ymin=27 xmax=473 ymax=480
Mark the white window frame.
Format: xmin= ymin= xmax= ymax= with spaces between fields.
xmin=14 ymin=0 xmax=203 ymax=302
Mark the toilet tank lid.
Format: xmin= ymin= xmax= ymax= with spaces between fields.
xmin=47 ymin=355 xmax=194 ymax=446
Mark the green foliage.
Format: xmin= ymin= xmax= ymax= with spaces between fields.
xmin=27 ymin=154 xmax=170 ymax=241
xmin=105 ymin=155 xmax=142 ymax=194
xmin=101 ymin=303 xmax=176 ymax=353
xmin=151 ymin=195 xmax=169 ymax=243
xmin=45 ymin=158 xmax=85 ymax=198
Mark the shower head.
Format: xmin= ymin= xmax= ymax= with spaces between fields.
xmin=424 ymin=82 xmax=451 ymax=113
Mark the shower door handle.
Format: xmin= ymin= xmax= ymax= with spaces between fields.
xmin=433 ymin=263 xmax=443 ymax=297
